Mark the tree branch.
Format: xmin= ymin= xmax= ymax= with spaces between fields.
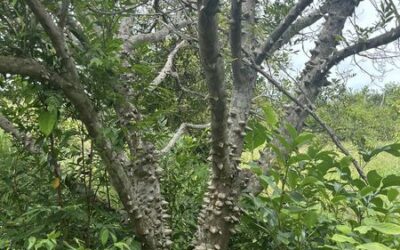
xmin=159 ymin=122 xmax=210 ymax=155
xmin=58 ymin=0 xmax=70 ymax=29
xmin=264 ymin=1 xmax=330 ymax=59
xmin=122 ymin=20 xmax=192 ymax=53
xmin=0 ymin=112 xmax=40 ymax=154
xmin=250 ymin=63 xmax=367 ymax=181
xmin=330 ymin=25 xmax=400 ymax=67
xmin=149 ymin=40 xmax=187 ymax=90
xmin=255 ymin=0 xmax=314 ymax=64
xmin=26 ymin=0 xmax=79 ymax=83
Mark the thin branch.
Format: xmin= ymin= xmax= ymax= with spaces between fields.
xmin=0 ymin=112 xmax=40 ymax=154
xmin=250 ymin=62 xmax=367 ymax=181
xmin=123 ymin=21 xmax=192 ymax=53
xmin=149 ymin=40 xmax=187 ymax=90
xmin=58 ymin=0 xmax=70 ymax=29
xmin=159 ymin=123 xmax=210 ymax=155
xmin=330 ymin=25 xmax=400 ymax=67
xmin=255 ymin=0 xmax=314 ymax=64
xmin=26 ymin=0 xmax=79 ymax=82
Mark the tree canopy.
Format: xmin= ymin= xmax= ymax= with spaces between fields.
xmin=1 ymin=0 xmax=400 ymax=249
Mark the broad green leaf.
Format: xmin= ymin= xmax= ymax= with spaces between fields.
xmin=354 ymin=225 xmax=372 ymax=234
xmin=303 ymin=210 xmax=318 ymax=227
xmin=331 ymin=234 xmax=359 ymax=244
xmin=360 ymin=186 xmax=376 ymax=197
xmin=336 ymin=225 xmax=352 ymax=234
xmin=38 ymin=110 xmax=57 ymax=136
xmin=382 ymin=175 xmax=400 ymax=188
xmin=262 ymin=102 xmax=278 ymax=126
xmin=361 ymin=143 xmax=400 ymax=162
xmin=301 ymin=176 xmax=323 ymax=186
xmin=386 ymin=188 xmax=399 ymax=201
xmin=114 ymin=242 xmax=131 ymax=250
xmin=371 ymin=223 xmax=400 ymax=235
xmin=244 ymin=120 xmax=269 ymax=151
xmin=100 ymin=228 xmax=109 ymax=246
xmin=294 ymin=133 xmax=314 ymax=147
xmin=356 ymin=242 xmax=394 ymax=250
xmin=27 ymin=237 xmax=36 ymax=250
xmin=367 ymin=170 xmax=382 ymax=188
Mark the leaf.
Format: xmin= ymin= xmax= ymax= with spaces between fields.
xmin=386 ymin=188 xmax=399 ymax=202
xmin=382 ymin=175 xmax=400 ymax=188
xmin=301 ymin=176 xmax=323 ymax=187
xmin=354 ymin=225 xmax=372 ymax=234
xmin=303 ymin=210 xmax=318 ymax=227
xmin=361 ymin=143 xmax=400 ymax=162
xmin=331 ymin=234 xmax=359 ymax=244
xmin=244 ymin=120 xmax=269 ymax=151
xmin=114 ymin=242 xmax=131 ymax=250
xmin=360 ymin=186 xmax=376 ymax=197
xmin=262 ymin=102 xmax=278 ymax=126
xmin=367 ymin=170 xmax=382 ymax=188
xmin=336 ymin=225 xmax=352 ymax=235
xmin=100 ymin=228 xmax=109 ymax=246
xmin=356 ymin=242 xmax=394 ymax=250
xmin=51 ymin=177 xmax=60 ymax=189
xmin=294 ymin=133 xmax=314 ymax=147
xmin=27 ymin=237 xmax=36 ymax=250
xmin=371 ymin=223 xmax=400 ymax=235
xmin=38 ymin=110 xmax=57 ymax=136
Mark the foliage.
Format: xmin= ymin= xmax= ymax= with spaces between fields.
xmin=233 ymin=128 xmax=400 ymax=250
xmin=314 ymin=85 xmax=400 ymax=148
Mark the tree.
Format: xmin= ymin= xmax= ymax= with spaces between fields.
xmin=1 ymin=0 xmax=400 ymax=249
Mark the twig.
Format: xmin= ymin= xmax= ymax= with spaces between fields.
xmin=149 ymin=40 xmax=187 ymax=90
xmin=250 ymin=62 xmax=367 ymax=181
xmin=159 ymin=123 xmax=209 ymax=155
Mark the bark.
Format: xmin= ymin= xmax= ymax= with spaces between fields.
xmin=284 ymin=0 xmax=361 ymax=132
xmin=258 ymin=0 xmax=361 ymax=168
xmin=122 ymin=20 xmax=192 ymax=54
xmin=252 ymin=64 xmax=367 ymax=181
xmin=282 ymin=0 xmax=400 ymax=135
xmin=160 ymin=123 xmax=210 ymax=155
xmin=255 ymin=0 xmax=314 ymax=64
xmin=194 ymin=1 xmax=238 ymax=249
xmin=25 ymin=1 xmax=172 ymax=248
xmin=0 ymin=112 xmax=40 ymax=154
xmin=149 ymin=40 xmax=187 ymax=91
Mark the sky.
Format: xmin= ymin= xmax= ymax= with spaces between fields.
xmin=288 ymin=0 xmax=400 ymax=91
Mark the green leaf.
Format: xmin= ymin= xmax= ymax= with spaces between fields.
xmin=336 ymin=225 xmax=352 ymax=234
xmin=294 ymin=133 xmax=314 ymax=147
xmin=371 ymin=223 xmax=400 ymax=235
xmin=244 ymin=120 xmax=269 ymax=151
xmin=331 ymin=234 xmax=359 ymax=244
xmin=100 ymin=228 xmax=109 ymax=246
xmin=303 ymin=210 xmax=318 ymax=227
xmin=114 ymin=242 xmax=131 ymax=250
xmin=38 ymin=110 xmax=57 ymax=136
xmin=386 ymin=188 xmax=399 ymax=202
xmin=301 ymin=176 xmax=323 ymax=187
xmin=262 ymin=102 xmax=278 ymax=126
xmin=361 ymin=143 xmax=400 ymax=162
xmin=27 ymin=237 xmax=36 ymax=250
xmin=382 ymin=175 xmax=400 ymax=188
xmin=360 ymin=186 xmax=376 ymax=197
xmin=356 ymin=242 xmax=394 ymax=250
xmin=354 ymin=225 xmax=372 ymax=234
xmin=367 ymin=170 xmax=382 ymax=188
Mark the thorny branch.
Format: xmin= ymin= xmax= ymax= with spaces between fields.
xmin=250 ymin=63 xmax=367 ymax=181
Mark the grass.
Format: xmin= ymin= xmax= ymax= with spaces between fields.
xmin=241 ymin=139 xmax=400 ymax=178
